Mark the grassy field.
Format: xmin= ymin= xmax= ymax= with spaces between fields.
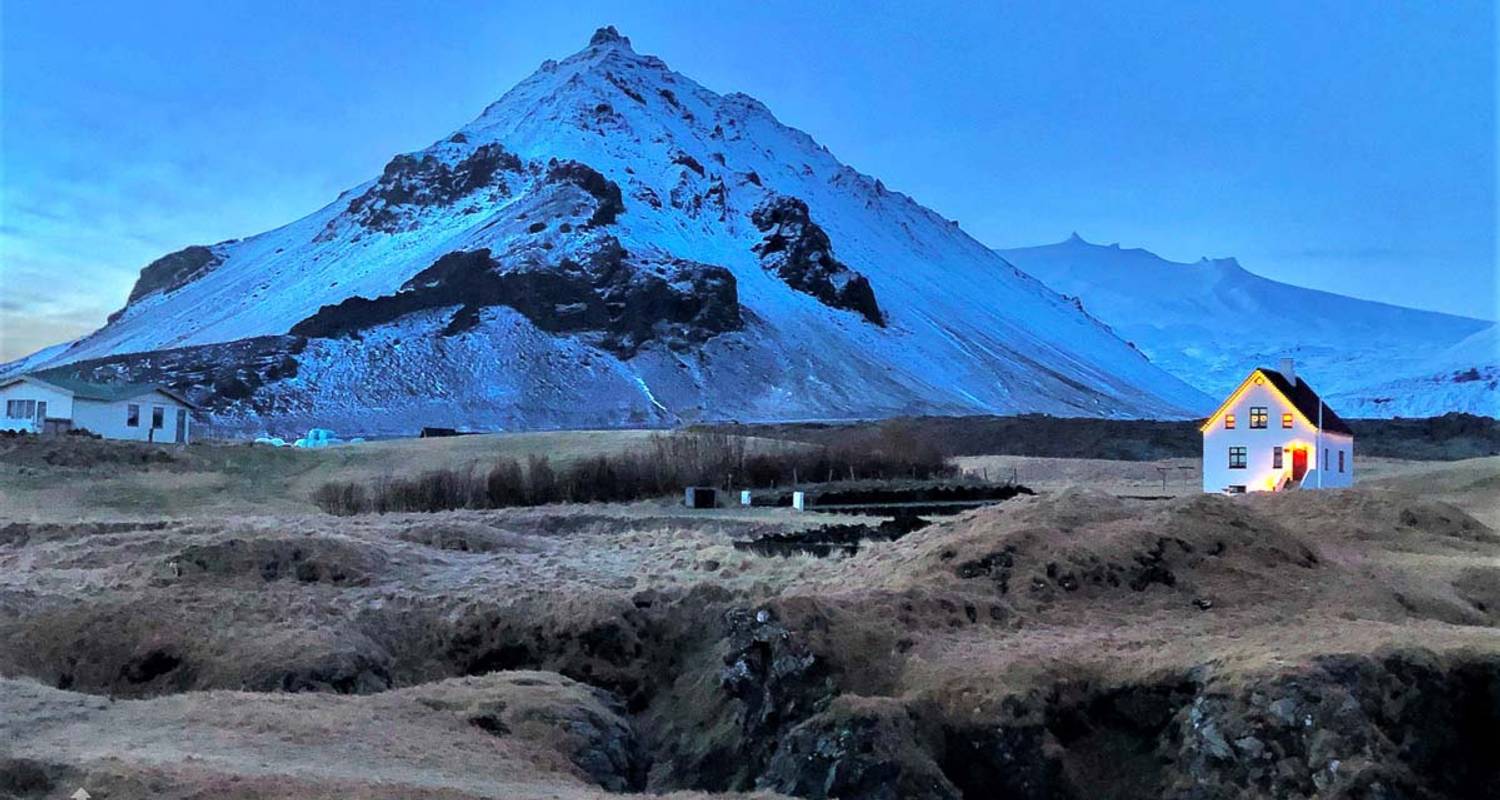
xmin=4 ymin=423 xmax=1497 ymax=522
xmin=3 ymin=422 xmax=1500 ymax=797
xmin=0 ymin=430 xmax=812 ymax=520
xmin=2 ymin=451 xmax=1498 ymax=797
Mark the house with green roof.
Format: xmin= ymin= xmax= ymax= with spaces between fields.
xmin=0 ymin=374 xmax=196 ymax=443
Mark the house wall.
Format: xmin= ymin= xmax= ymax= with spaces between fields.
xmin=1308 ymin=432 xmax=1354 ymax=489
xmin=0 ymin=380 xmax=75 ymax=433
xmin=72 ymin=392 xmax=191 ymax=443
xmin=1201 ymin=374 xmax=1354 ymax=492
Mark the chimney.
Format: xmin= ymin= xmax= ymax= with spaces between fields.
xmin=1279 ymin=357 xmax=1296 ymax=385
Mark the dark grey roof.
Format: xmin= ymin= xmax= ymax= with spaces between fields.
xmin=1258 ymin=368 xmax=1354 ymax=436
xmin=9 ymin=373 xmax=196 ymax=408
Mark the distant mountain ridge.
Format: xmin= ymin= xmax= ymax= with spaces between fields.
xmin=1 ymin=28 xmax=1208 ymax=434
xmin=998 ymin=234 xmax=1498 ymax=418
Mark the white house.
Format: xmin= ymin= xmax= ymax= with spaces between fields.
xmin=1201 ymin=359 xmax=1353 ymax=493
xmin=0 ymin=374 xmax=196 ymax=443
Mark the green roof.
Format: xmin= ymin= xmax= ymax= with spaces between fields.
xmin=8 ymin=373 xmax=196 ymax=407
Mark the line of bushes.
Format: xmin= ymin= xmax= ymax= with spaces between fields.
xmin=311 ymin=430 xmax=955 ymax=515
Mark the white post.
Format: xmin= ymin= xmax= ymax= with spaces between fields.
xmin=1316 ymin=401 xmax=1323 ymax=489
xmin=740 ymin=490 xmax=752 ymax=506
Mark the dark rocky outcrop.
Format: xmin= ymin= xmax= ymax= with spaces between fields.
xmin=760 ymin=699 xmax=960 ymax=800
xmin=336 ymin=143 xmax=525 ymax=234
xmin=36 ymin=335 xmax=304 ymax=416
xmin=713 ymin=606 xmax=838 ymax=785
xmin=1162 ymin=652 xmax=1500 ymax=799
xmin=672 ymin=152 xmax=706 ymax=176
xmin=751 ymin=195 xmax=883 ymax=325
xmin=589 ymin=25 xmax=631 ymax=48
xmin=544 ymin=159 xmax=625 ymax=226
xmin=291 ymin=241 xmax=739 ymax=358
xmin=115 ymin=245 xmax=224 ymax=314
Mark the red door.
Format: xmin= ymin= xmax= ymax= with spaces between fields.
xmin=1291 ymin=448 xmax=1308 ymax=481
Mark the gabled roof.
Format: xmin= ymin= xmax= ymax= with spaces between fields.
xmin=1199 ymin=367 xmax=1354 ymax=437
xmin=2 ymin=373 xmax=197 ymax=409
xmin=1258 ymin=368 xmax=1354 ymax=436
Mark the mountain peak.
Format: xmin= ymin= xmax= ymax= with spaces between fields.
xmin=12 ymin=25 xmax=1213 ymax=428
xmin=588 ymin=25 xmax=632 ymax=49
xmin=1066 ymin=231 xmax=1087 ymax=244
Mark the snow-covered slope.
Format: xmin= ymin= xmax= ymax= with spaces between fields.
xmin=5 ymin=28 xmax=1209 ymax=434
xmin=999 ymin=234 xmax=1498 ymax=418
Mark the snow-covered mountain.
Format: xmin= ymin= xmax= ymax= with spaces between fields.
xmin=2 ymin=28 xmax=1210 ymax=435
xmin=999 ymin=234 xmax=1498 ymax=418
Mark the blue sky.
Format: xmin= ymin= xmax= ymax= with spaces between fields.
xmin=2 ymin=1 xmax=1495 ymax=360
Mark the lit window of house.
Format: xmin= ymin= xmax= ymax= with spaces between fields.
xmin=1229 ymin=446 xmax=1247 ymax=469
xmin=1224 ymin=414 xmax=1236 ymax=429
xmin=1249 ymin=407 xmax=1268 ymax=428
xmin=1281 ymin=413 xmax=1293 ymax=429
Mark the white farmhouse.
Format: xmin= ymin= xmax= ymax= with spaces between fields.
xmin=1201 ymin=359 xmax=1353 ymax=493
xmin=0 ymin=374 xmax=196 ymax=443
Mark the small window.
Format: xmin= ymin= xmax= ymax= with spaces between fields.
xmin=1273 ymin=446 xmax=1284 ymax=469
xmin=1229 ymin=446 xmax=1247 ymax=469
xmin=1281 ymin=413 xmax=1293 ymax=429
xmin=127 ymin=404 xmax=140 ymax=427
xmin=1249 ymin=407 xmax=1268 ymax=428
xmin=1324 ymin=448 xmax=1330 ymax=471
xmin=1338 ymin=451 xmax=1345 ymax=473
xmin=6 ymin=400 xmax=36 ymax=419
xmin=152 ymin=406 xmax=165 ymax=429
xmin=1224 ymin=414 xmax=1236 ymax=429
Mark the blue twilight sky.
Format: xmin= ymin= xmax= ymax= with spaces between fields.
xmin=1 ymin=1 xmax=1495 ymax=361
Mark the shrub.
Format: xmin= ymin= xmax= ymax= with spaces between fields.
xmin=310 ymin=430 xmax=956 ymax=515
xmin=311 ymin=481 xmax=369 ymax=516
xmin=485 ymin=458 xmax=526 ymax=507
xmin=527 ymin=455 xmax=560 ymax=506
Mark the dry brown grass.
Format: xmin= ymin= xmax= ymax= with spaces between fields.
xmin=0 ymin=429 xmax=803 ymax=520
xmin=1 ymin=672 xmax=789 ymax=800
xmin=3 ymin=448 xmax=1496 ymax=798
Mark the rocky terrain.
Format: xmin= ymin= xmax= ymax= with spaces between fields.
xmin=3 ymin=445 xmax=1498 ymax=799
